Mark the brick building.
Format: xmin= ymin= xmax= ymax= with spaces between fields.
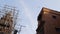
xmin=36 ymin=7 xmax=60 ymax=34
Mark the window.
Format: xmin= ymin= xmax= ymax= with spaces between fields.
xmin=56 ymin=28 xmax=60 ymax=32
xmin=52 ymin=15 xmax=56 ymax=19
xmin=0 ymin=23 xmax=9 ymax=28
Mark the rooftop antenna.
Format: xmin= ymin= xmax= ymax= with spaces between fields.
xmin=18 ymin=25 xmax=26 ymax=34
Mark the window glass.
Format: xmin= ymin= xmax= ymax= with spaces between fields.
xmin=56 ymin=28 xmax=60 ymax=32
xmin=52 ymin=15 xmax=56 ymax=19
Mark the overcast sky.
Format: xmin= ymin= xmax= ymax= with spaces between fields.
xmin=0 ymin=0 xmax=60 ymax=34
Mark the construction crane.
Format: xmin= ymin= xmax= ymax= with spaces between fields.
xmin=0 ymin=5 xmax=18 ymax=34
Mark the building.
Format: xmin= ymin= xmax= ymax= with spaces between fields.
xmin=36 ymin=7 xmax=60 ymax=34
xmin=0 ymin=12 xmax=13 ymax=34
xmin=0 ymin=5 xmax=18 ymax=34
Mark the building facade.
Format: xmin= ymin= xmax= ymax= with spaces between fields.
xmin=36 ymin=7 xmax=60 ymax=34
xmin=0 ymin=5 xmax=18 ymax=34
xmin=0 ymin=12 xmax=13 ymax=34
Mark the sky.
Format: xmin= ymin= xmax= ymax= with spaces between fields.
xmin=0 ymin=0 xmax=60 ymax=34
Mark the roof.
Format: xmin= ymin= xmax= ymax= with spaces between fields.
xmin=37 ymin=7 xmax=60 ymax=21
